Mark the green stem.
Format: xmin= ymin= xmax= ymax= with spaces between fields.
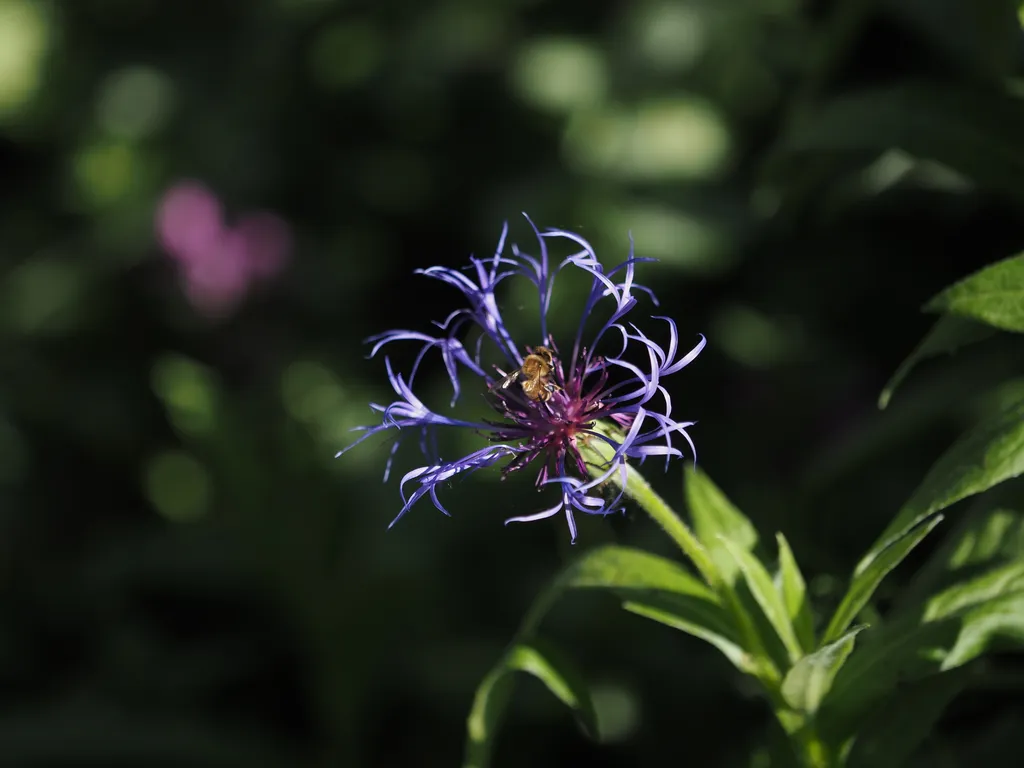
xmin=578 ymin=427 xmax=780 ymax=685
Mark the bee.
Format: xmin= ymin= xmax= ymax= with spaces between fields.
xmin=496 ymin=345 xmax=560 ymax=402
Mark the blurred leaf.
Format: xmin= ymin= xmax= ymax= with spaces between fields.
xmin=845 ymin=665 xmax=975 ymax=768
xmin=685 ymin=465 xmax=759 ymax=587
xmin=769 ymin=81 xmax=1024 ymax=206
xmin=824 ymin=516 xmax=944 ymax=645
xmin=719 ymin=536 xmax=803 ymax=663
xmin=781 ymin=625 xmax=866 ymax=715
xmin=925 ymin=253 xmax=1024 ymax=333
xmin=879 ymin=314 xmax=997 ymax=409
xmin=859 ymin=396 xmax=1024 ymax=574
xmin=883 ymin=0 xmax=1021 ymax=79
xmin=464 ymin=638 xmax=598 ymax=768
xmin=942 ymin=588 xmax=1024 ymax=669
xmin=776 ymin=533 xmax=815 ymax=652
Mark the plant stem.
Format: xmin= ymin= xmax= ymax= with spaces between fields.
xmin=578 ymin=428 xmax=781 ymax=684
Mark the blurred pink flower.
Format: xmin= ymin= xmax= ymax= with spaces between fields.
xmin=154 ymin=180 xmax=291 ymax=317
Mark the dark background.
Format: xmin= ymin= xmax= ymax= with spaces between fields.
xmin=3 ymin=0 xmax=1024 ymax=765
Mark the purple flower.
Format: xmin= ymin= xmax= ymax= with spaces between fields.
xmin=338 ymin=216 xmax=705 ymax=542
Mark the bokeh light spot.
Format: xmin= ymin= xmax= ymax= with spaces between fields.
xmin=282 ymin=360 xmax=344 ymax=423
xmin=145 ymin=450 xmax=210 ymax=522
xmin=95 ymin=65 xmax=175 ymax=140
xmin=72 ymin=141 xmax=141 ymax=208
xmin=3 ymin=254 xmax=85 ymax=335
xmin=711 ymin=304 xmax=801 ymax=369
xmin=512 ymin=37 xmax=607 ymax=114
xmin=281 ymin=360 xmax=376 ymax=469
xmin=594 ymin=202 xmax=734 ymax=276
xmin=630 ymin=2 xmax=705 ymax=72
xmin=591 ymin=682 xmax=641 ymax=743
xmin=0 ymin=0 xmax=49 ymax=119
xmin=307 ymin=21 xmax=383 ymax=90
xmin=564 ymin=97 xmax=730 ymax=180
xmin=151 ymin=355 xmax=220 ymax=436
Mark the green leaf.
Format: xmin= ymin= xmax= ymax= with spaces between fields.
xmin=924 ymin=559 xmax=1024 ymax=622
xmin=942 ymin=588 xmax=1024 ymax=669
xmin=464 ymin=639 xmax=597 ymax=768
xmin=622 ymin=591 xmax=750 ymax=672
xmin=878 ymin=314 xmax=996 ymax=409
xmin=769 ymin=81 xmax=1024 ymax=207
xmin=685 ymin=465 xmax=759 ymax=587
xmin=845 ymin=665 xmax=975 ymax=768
xmin=896 ymin=501 xmax=1024 ymax=611
xmin=925 ymin=253 xmax=1024 ymax=333
xmin=781 ymin=625 xmax=867 ymax=715
xmin=719 ymin=536 xmax=803 ymax=663
xmin=775 ymin=533 xmax=815 ymax=652
xmin=824 ymin=516 xmax=944 ymax=645
xmin=817 ymin=616 xmax=959 ymax=742
xmin=465 ymin=545 xmax=744 ymax=768
xmin=858 ymin=397 xmax=1024 ymax=574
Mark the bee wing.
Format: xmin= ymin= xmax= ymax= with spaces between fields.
xmin=496 ymin=369 xmax=521 ymax=389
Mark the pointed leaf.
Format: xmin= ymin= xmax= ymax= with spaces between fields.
xmin=824 ymin=516 xmax=944 ymax=645
xmin=719 ymin=536 xmax=803 ymax=663
xmin=924 ymin=559 xmax=1024 ymax=622
xmin=466 ymin=545 xmax=744 ymax=767
xmin=942 ymin=588 xmax=1024 ymax=669
xmin=775 ymin=533 xmax=815 ymax=652
xmin=879 ymin=314 xmax=996 ymax=409
xmin=896 ymin=502 xmax=1024 ymax=611
xmin=685 ymin=466 xmax=759 ymax=586
xmin=925 ymin=253 xmax=1024 ymax=333
xmin=781 ymin=626 xmax=867 ymax=714
xmin=622 ymin=591 xmax=751 ymax=673
xmin=522 ymin=544 xmax=720 ymax=632
xmin=464 ymin=639 xmax=597 ymax=768
xmin=858 ymin=397 xmax=1024 ymax=574
xmin=846 ymin=665 xmax=975 ymax=768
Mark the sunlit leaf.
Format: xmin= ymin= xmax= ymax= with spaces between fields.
xmin=845 ymin=665 xmax=976 ymax=768
xmin=464 ymin=639 xmax=598 ymax=768
xmin=942 ymin=588 xmax=1024 ymax=669
xmin=858 ymin=397 xmax=1024 ymax=574
xmin=685 ymin=465 xmax=758 ymax=587
xmin=719 ymin=536 xmax=803 ymax=663
xmin=924 ymin=559 xmax=1024 ymax=622
xmin=925 ymin=253 xmax=1024 ymax=333
xmin=824 ymin=516 xmax=944 ymax=645
xmin=781 ymin=625 xmax=866 ymax=715
xmin=896 ymin=502 xmax=1024 ymax=611
xmin=879 ymin=314 xmax=996 ymax=409
xmin=775 ymin=532 xmax=815 ymax=652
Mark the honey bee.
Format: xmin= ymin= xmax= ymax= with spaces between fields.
xmin=496 ymin=345 xmax=560 ymax=402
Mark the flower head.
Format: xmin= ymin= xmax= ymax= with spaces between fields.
xmin=338 ymin=216 xmax=705 ymax=542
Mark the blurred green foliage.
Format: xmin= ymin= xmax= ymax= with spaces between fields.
xmin=3 ymin=0 xmax=1024 ymax=765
